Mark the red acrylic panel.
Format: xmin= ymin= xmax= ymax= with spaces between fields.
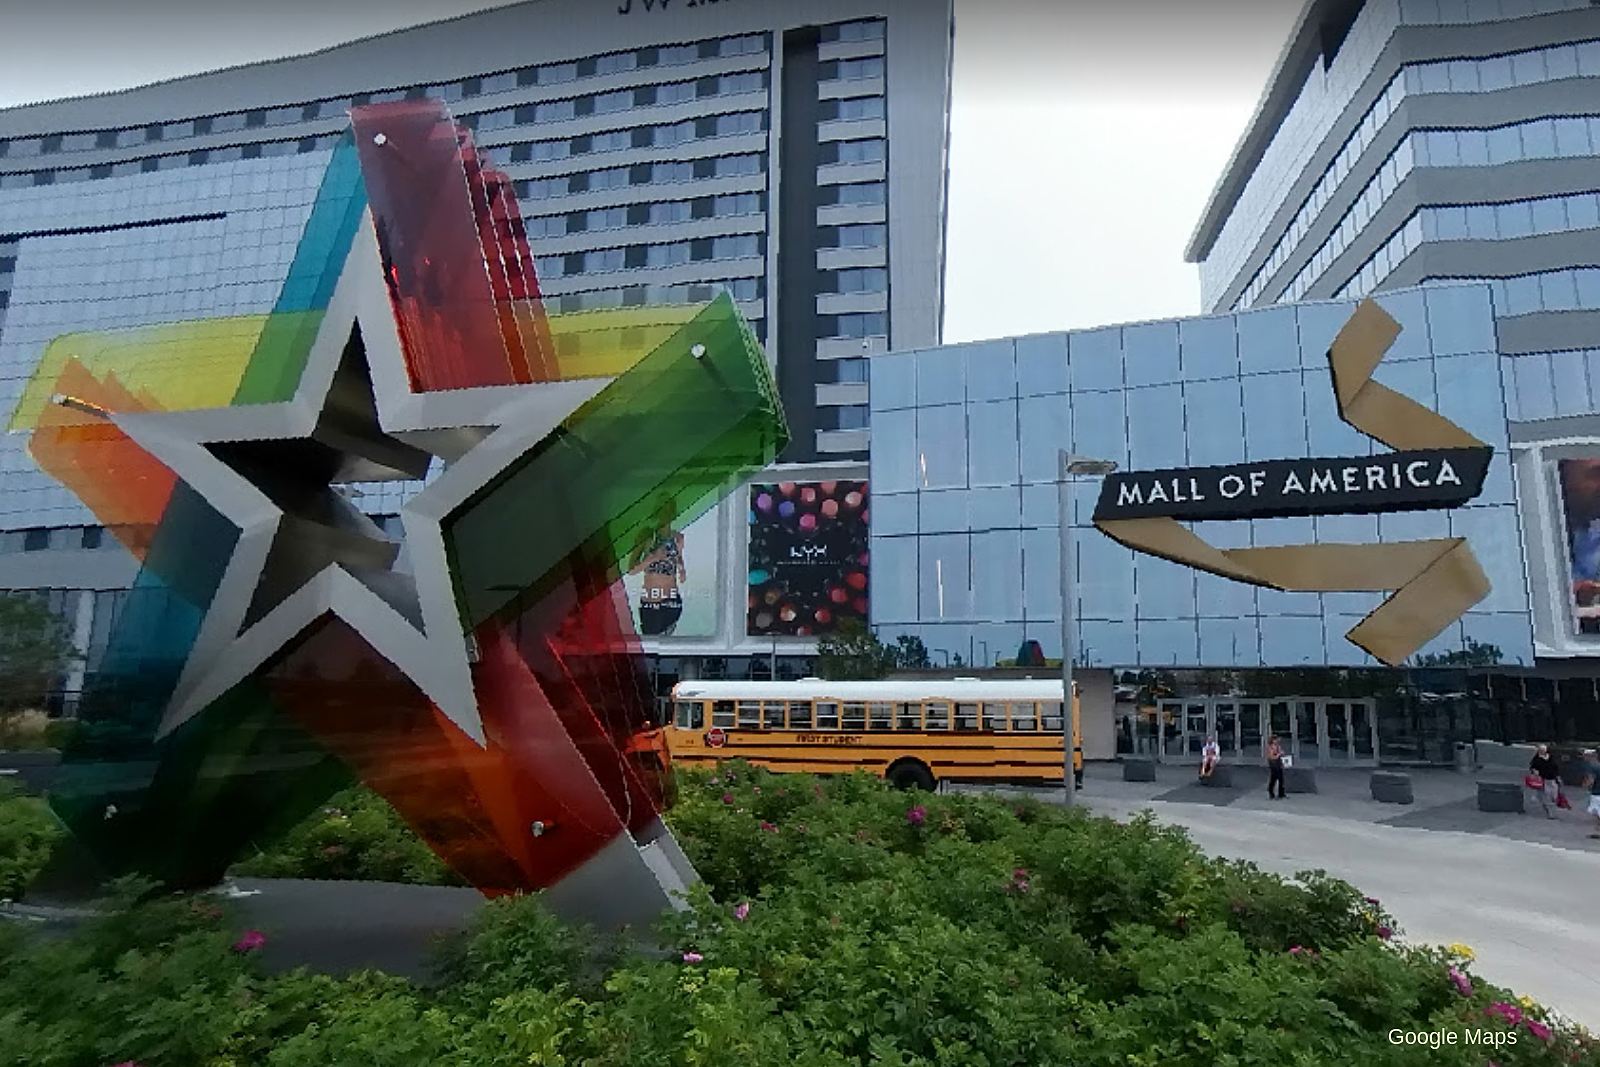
xmin=263 ymin=611 xmax=643 ymax=894
xmin=497 ymin=563 xmax=668 ymax=836
xmin=351 ymin=101 xmax=525 ymax=393
xmin=458 ymin=145 xmax=557 ymax=383
xmin=262 ymin=617 xmax=534 ymax=892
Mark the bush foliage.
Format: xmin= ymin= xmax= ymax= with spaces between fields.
xmin=229 ymin=785 xmax=465 ymax=886
xmin=0 ymin=779 xmax=62 ymax=900
xmin=0 ymin=762 xmax=1594 ymax=1066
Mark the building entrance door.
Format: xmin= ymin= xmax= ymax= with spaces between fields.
xmin=1150 ymin=697 xmax=1378 ymax=767
xmin=1320 ymin=699 xmax=1378 ymax=765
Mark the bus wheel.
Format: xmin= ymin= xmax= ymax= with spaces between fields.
xmin=886 ymin=759 xmax=935 ymax=792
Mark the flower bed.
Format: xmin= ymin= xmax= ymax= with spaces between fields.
xmin=0 ymin=762 xmax=1595 ymax=1066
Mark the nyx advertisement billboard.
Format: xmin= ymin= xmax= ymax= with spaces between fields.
xmin=747 ymin=481 xmax=869 ymax=637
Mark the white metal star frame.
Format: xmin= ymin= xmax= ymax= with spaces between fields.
xmin=102 ymin=212 xmax=608 ymax=747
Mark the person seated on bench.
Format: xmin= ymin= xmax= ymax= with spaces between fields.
xmin=1200 ymin=735 xmax=1220 ymax=780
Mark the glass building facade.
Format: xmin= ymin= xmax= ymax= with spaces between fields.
xmin=870 ymin=282 xmax=1529 ymax=670
xmin=0 ymin=0 xmax=958 ymax=707
xmin=867 ymin=283 xmax=1600 ymax=762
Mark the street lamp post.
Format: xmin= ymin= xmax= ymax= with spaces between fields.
xmin=1058 ymin=451 xmax=1118 ymax=806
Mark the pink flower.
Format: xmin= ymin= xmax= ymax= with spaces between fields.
xmin=1448 ymin=966 xmax=1473 ymax=997
xmin=1288 ymin=945 xmax=1305 ymax=956
xmin=232 ymin=930 xmax=266 ymax=954
xmin=722 ymin=793 xmax=734 ymax=804
xmin=1487 ymin=1002 xmax=1523 ymax=1026
xmin=759 ymin=821 xmax=778 ymax=833
xmin=753 ymin=787 xmax=761 ymax=794
xmin=776 ymin=789 xmax=787 ymax=797
xmin=1364 ymin=896 xmax=1380 ymax=905
xmin=1376 ymin=925 xmax=1393 ymax=941
xmin=734 ymin=902 xmax=751 ymax=921
xmin=682 ymin=951 xmax=703 ymax=963
xmin=906 ymin=805 xmax=927 ymax=827
xmin=1012 ymin=868 xmax=1029 ymax=881
xmin=1527 ymin=1019 xmax=1553 ymax=1042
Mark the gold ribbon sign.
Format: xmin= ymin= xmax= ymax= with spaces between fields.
xmin=1093 ymin=299 xmax=1491 ymax=667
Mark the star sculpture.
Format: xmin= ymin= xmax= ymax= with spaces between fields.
xmin=21 ymin=100 xmax=787 ymax=926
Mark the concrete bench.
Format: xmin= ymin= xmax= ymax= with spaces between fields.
xmin=1285 ymin=766 xmax=1318 ymax=794
xmin=1370 ymin=771 xmax=1414 ymax=805
xmin=1122 ymin=758 xmax=1157 ymax=782
xmin=1199 ymin=764 xmax=1235 ymax=788
xmin=1477 ymin=781 xmax=1525 ymax=814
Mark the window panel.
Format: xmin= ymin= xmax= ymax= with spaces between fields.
xmin=916 ymin=405 xmax=967 ymax=489
xmin=968 ymin=400 xmax=1020 ymax=487
xmin=919 ymin=535 xmax=971 ymax=622
xmin=1016 ymin=333 xmax=1068 ymax=395
xmin=971 ymin=530 xmax=1023 ymax=622
xmin=1241 ymin=372 xmax=1307 ymax=461
xmin=870 ymin=409 xmax=917 ymax=492
xmin=1177 ymin=315 xmax=1238 ymax=381
xmin=1018 ymin=395 xmax=1071 ymax=484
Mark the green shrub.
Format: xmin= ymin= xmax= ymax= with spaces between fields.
xmin=0 ymin=764 xmax=1594 ymax=1067
xmin=230 ymin=785 xmax=464 ymax=886
xmin=0 ymin=779 xmax=62 ymax=899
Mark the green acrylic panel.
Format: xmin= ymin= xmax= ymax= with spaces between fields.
xmin=445 ymin=294 xmax=787 ymax=628
xmin=52 ymin=675 xmax=350 ymax=888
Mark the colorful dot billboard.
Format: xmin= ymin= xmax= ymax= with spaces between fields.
xmin=747 ymin=481 xmax=869 ymax=637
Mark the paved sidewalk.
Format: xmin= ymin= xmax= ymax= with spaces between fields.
xmin=959 ymin=763 xmax=1600 ymax=1031
xmin=1070 ymin=761 xmax=1600 ymax=854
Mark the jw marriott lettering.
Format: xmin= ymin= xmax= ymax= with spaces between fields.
xmin=1092 ymin=448 xmax=1492 ymax=523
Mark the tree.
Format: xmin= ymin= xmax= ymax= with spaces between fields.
xmin=815 ymin=619 xmax=893 ymax=680
xmin=1414 ymin=638 xmax=1502 ymax=668
xmin=0 ymin=593 xmax=79 ymax=718
xmin=890 ymin=634 xmax=930 ymax=670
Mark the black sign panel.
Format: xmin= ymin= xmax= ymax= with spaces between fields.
xmin=1092 ymin=447 xmax=1492 ymax=523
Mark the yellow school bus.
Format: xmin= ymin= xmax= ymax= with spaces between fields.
xmin=666 ymin=678 xmax=1081 ymax=791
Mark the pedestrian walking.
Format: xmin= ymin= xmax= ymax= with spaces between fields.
xmin=1582 ymin=748 xmax=1600 ymax=840
xmin=1266 ymin=734 xmax=1286 ymax=799
xmin=1526 ymin=744 xmax=1563 ymax=819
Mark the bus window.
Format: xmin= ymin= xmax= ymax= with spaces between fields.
xmin=713 ymin=701 xmax=736 ymax=728
xmin=788 ymin=700 xmax=813 ymax=729
xmin=955 ymin=703 xmax=980 ymax=730
xmin=816 ymin=701 xmax=840 ymax=729
xmin=842 ymin=702 xmax=866 ymax=731
xmin=1041 ymin=701 xmax=1064 ymax=732
xmin=897 ymin=702 xmax=921 ymax=729
xmin=1010 ymin=702 xmax=1037 ymax=731
xmin=763 ymin=701 xmax=786 ymax=729
xmin=868 ymin=702 xmax=894 ymax=730
xmin=738 ymin=701 xmax=762 ymax=729
xmin=983 ymin=702 xmax=1008 ymax=731
xmin=674 ymin=701 xmax=704 ymax=729
xmin=925 ymin=701 xmax=949 ymax=730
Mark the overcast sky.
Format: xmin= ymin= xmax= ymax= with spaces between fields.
xmin=0 ymin=0 xmax=1303 ymax=342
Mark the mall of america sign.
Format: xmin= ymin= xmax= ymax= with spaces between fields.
xmin=1092 ymin=299 xmax=1493 ymax=667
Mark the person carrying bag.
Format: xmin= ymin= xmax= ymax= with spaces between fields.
xmin=1527 ymin=745 xmax=1562 ymax=819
